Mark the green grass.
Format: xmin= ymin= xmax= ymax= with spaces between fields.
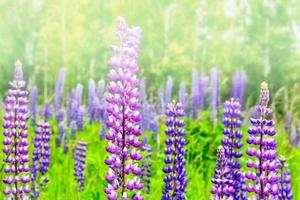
xmin=1 ymin=111 xmax=300 ymax=199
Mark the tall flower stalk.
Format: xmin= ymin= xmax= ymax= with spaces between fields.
xmin=211 ymin=146 xmax=234 ymax=199
xmin=74 ymin=141 xmax=87 ymax=191
xmin=2 ymin=61 xmax=31 ymax=199
xmin=104 ymin=17 xmax=144 ymax=200
xmin=245 ymin=82 xmax=280 ymax=199
xmin=140 ymin=137 xmax=152 ymax=195
xmin=162 ymin=102 xmax=187 ymax=200
xmin=222 ymin=98 xmax=246 ymax=200
xmin=278 ymin=156 xmax=293 ymax=200
xmin=31 ymin=121 xmax=52 ymax=198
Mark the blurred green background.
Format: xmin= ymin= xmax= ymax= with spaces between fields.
xmin=1 ymin=0 xmax=300 ymax=102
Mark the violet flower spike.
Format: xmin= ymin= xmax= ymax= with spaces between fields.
xmin=178 ymin=81 xmax=188 ymax=113
xmin=199 ymin=75 xmax=209 ymax=110
xmin=31 ymin=121 xmax=52 ymax=198
xmin=231 ymin=70 xmax=247 ymax=109
xmin=222 ymin=98 xmax=246 ymax=200
xmin=74 ymin=141 xmax=87 ymax=191
xmin=162 ymin=102 xmax=187 ymax=200
xmin=211 ymin=146 xmax=234 ymax=200
xmin=157 ymin=86 xmax=165 ymax=115
xmin=54 ymin=68 xmax=65 ymax=121
xmin=2 ymin=61 xmax=31 ymax=199
xmin=278 ymin=156 xmax=293 ymax=200
xmin=210 ymin=67 xmax=220 ymax=120
xmin=191 ymin=69 xmax=200 ymax=119
xmin=88 ymin=79 xmax=96 ymax=124
xmin=104 ymin=17 xmax=144 ymax=200
xmin=245 ymin=82 xmax=280 ymax=199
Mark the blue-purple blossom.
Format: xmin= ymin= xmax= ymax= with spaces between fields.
xmin=222 ymin=98 xmax=246 ymax=200
xmin=231 ymin=70 xmax=248 ymax=109
xmin=199 ymin=75 xmax=209 ymax=110
xmin=178 ymin=81 xmax=188 ymax=112
xmin=74 ymin=141 xmax=87 ymax=191
xmin=55 ymin=121 xmax=66 ymax=148
xmin=140 ymin=78 xmax=146 ymax=104
xmin=97 ymin=80 xmax=106 ymax=101
xmin=191 ymin=69 xmax=200 ymax=118
xmin=289 ymin=123 xmax=299 ymax=147
xmin=30 ymin=85 xmax=38 ymax=125
xmin=162 ymin=102 xmax=187 ymax=200
xmin=278 ymin=156 xmax=293 ymax=200
xmin=210 ymin=67 xmax=220 ymax=120
xmin=245 ymin=82 xmax=280 ymax=199
xmin=41 ymin=102 xmax=52 ymax=121
xmin=76 ymin=106 xmax=85 ymax=131
xmin=211 ymin=146 xmax=234 ymax=199
xmin=104 ymin=17 xmax=144 ymax=200
xmin=285 ymin=112 xmax=292 ymax=133
xmin=140 ymin=137 xmax=152 ymax=195
xmin=31 ymin=121 xmax=52 ymax=198
xmin=165 ymin=76 xmax=173 ymax=104
xmin=2 ymin=61 xmax=31 ymax=199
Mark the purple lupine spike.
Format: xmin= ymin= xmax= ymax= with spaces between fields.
xmin=199 ymin=75 xmax=209 ymax=110
xmin=30 ymin=85 xmax=38 ymax=125
xmin=67 ymin=89 xmax=76 ymax=125
xmin=140 ymin=137 xmax=152 ymax=195
xmin=178 ymin=81 xmax=188 ymax=112
xmin=2 ymin=61 xmax=31 ymax=199
xmin=222 ymin=98 xmax=246 ymax=200
xmin=140 ymin=78 xmax=146 ymax=104
xmin=75 ymin=84 xmax=83 ymax=106
xmin=247 ymin=106 xmax=259 ymax=125
xmin=76 ymin=106 xmax=85 ymax=131
xmin=278 ymin=156 xmax=293 ymax=200
xmin=245 ymin=82 xmax=280 ymax=199
xmin=70 ymin=120 xmax=78 ymax=139
xmin=55 ymin=121 xmax=66 ymax=148
xmin=157 ymin=86 xmax=165 ymax=115
xmin=54 ymin=68 xmax=65 ymax=120
xmin=211 ymin=146 xmax=234 ymax=199
xmin=63 ymin=132 xmax=69 ymax=154
xmin=191 ymin=69 xmax=200 ymax=118
xmin=231 ymin=70 xmax=248 ymax=109
xmin=289 ymin=122 xmax=299 ymax=147
xmin=285 ymin=112 xmax=293 ymax=133
xmin=74 ymin=141 xmax=87 ymax=191
xmin=104 ymin=17 xmax=144 ymax=200
xmin=99 ymin=123 xmax=107 ymax=139
xmin=31 ymin=121 xmax=52 ymax=198
xmin=162 ymin=102 xmax=187 ymax=200
xmin=41 ymin=102 xmax=52 ymax=121
xmin=88 ymin=79 xmax=96 ymax=124
xmin=210 ymin=67 xmax=220 ymax=120
xmin=165 ymin=76 xmax=173 ymax=104
xmin=97 ymin=80 xmax=106 ymax=100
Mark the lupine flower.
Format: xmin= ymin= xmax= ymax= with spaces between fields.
xmin=140 ymin=78 xmax=146 ymax=104
xmin=289 ymin=122 xmax=299 ymax=147
xmin=70 ymin=120 xmax=78 ymax=139
xmin=140 ymin=137 xmax=152 ymax=195
xmin=96 ymin=79 xmax=106 ymax=101
xmin=54 ymin=68 xmax=65 ymax=120
xmin=191 ymin=69 xmax=200 ymax=118
xmin=104 ymin=17 xmax=144 ymax=200
xmin=165 ymin=76 xmax=173 ymax=104
xmin=222 ymin=98 xmax=246 ymax=200
xmin=88 ymin=79 xmax=96 ymax=123
xmin=31 ymin=121 xmax=52 ymax=198
xmin=162 ymin=102 xmax=187 ymax=200
xmin=2 ymin=61 xmax=31 ymax=199
xmin=75 ymin=83 xmax=83 ymax=106
xmin=245 ymin=82 xmax=280 ymax=199
xmin=157 ymin=86 xmax=165 ymax=115
xmin=63 ymin=132 xmax=69 ymax=154
xmin=99 ymin=123 xmax=107 ymax=139
xmin=199 ymin=75 xmax=209 ymax=110
xmin=55 ymin=121 xmax=66 ymax=147
xmin=210 ymin=67 xmax=220 ymax=120
xmin=231 ymin=70 xmax=248 ymax=109
xmin=178 ymin=81 xmax=188 ymax=112
xmin=41 ymin=102 xmax=52 ymax=121
xmin=76 ymin=106 xmax=85 ymax=131
xmin=285 ymin=112 xmax=292 ymax=133
xmin=278 ymin=156 xmax=293 ymax=200
xmin=74 ymin=141 xmax=87 ymax=191
xmin=211 ymin=146 xmax=234 ymax=199
xmin=30 ymin=85 xmax=38 ymax=125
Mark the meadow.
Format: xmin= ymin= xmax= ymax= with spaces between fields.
xmin=1 ymin=1 xmax=300 ymax=200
